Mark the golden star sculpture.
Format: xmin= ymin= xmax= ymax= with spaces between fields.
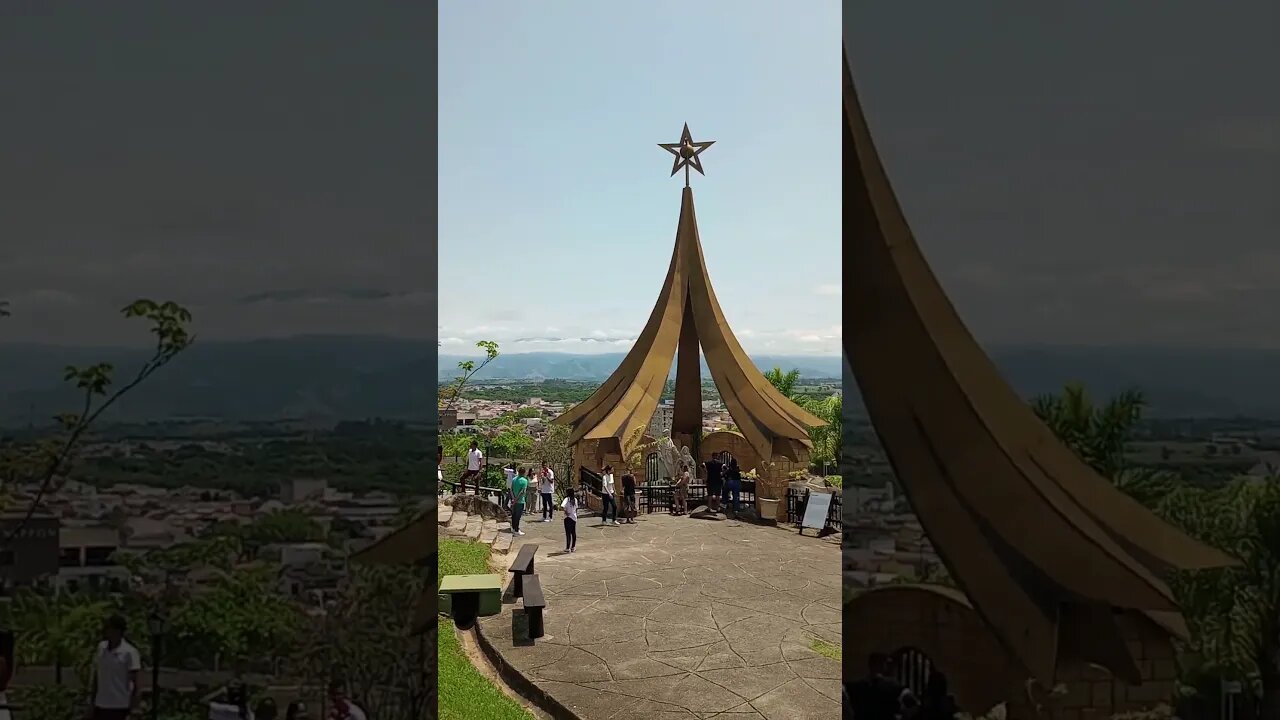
xmin=658 ymin=123 xmax=715 ymax=187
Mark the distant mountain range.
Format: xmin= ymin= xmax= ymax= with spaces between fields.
xmin=437 ymin=352 xmax=843 ymax=383
xmin=4 ymin=336 xmax=1280 ymax=424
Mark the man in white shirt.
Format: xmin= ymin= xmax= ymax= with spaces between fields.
xmin=538 ymin=461 xmax=556 ymax=521
xmin=503 ymin=463 xmax=517 ymax=507
xmin=459 ymin=440 xmax=485 ymax=495
xmin=600 ymin=464 xmax=618 ymax=524
xmin=87 ymin=615 xmax=140 ymax=720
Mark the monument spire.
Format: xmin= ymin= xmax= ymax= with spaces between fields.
xmin=554 ymin=133 xmax=821 ymax=463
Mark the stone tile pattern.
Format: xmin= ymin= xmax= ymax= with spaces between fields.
xmin=478 ymin=511 xmax=842 ymax=719
xmin=845 ymin=585 xmax=1178 ymax=720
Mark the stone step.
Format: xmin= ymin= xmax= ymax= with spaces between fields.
xmin=437 ymin=505 xmax=453 ymax=526
xmin=464 ymin=516 xmax=483 ymax=541
xmin=447 ymin=510 xmax=469 ymax=534
xmin=479 ymin=520 xmax=499 ymax=546
xmin=491 ymin=533 xmax=513 ymax=554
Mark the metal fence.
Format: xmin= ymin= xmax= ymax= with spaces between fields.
xmin=786 ymin=486 xmax=842 ymax=533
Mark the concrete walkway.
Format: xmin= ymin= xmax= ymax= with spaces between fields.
xmin=477 ymin=505 xmax=842 ymax=719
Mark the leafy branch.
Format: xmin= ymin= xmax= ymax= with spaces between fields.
xmin=437 ymin=340 xmax=499 ymax=411
xmin=1 ymin=299 xmax=193 ymax=547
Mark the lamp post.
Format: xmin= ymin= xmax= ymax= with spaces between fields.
xmin=146 ymin=609 xmax=166 ymax=720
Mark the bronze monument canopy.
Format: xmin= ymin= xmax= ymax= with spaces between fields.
xmin=842 ymin=44 xmax=1237 ymax=685
xmin=553 ymin=131 xmax=823 ymax=463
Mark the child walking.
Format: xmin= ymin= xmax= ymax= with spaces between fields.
xmin=561 ymin=488 xmax=578 ymax=553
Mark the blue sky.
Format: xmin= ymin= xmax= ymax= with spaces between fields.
xmin=438 ymin=0 xmax=841 ymax=356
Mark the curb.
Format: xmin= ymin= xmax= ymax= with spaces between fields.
xmin=471 ymin=619 xmax=584 ymax=720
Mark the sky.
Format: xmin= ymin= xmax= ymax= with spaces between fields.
xmin=5 ymin=4 xmax=1274 ymax=351
xmin=0 ymin=2 xmax=434 ymax=346
xmin=437 ymin=1 xmax=842 ymax=356
xmin=848 ymin=2 xmax=1280 ymax=347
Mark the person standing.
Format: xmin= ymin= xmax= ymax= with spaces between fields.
xmin=725 ymin=458 xmax=742 ymax=516
xmin=703 ymin=455 xmax=724 ymax=513
xmin=503 ymin=463 xmax=517 ymax=507
xmin=539 ymin=463 xmax=555 ymax=521
xmin=848 ymin=653 xmax=905 ymax=720
xmin=674 ymin=462 xmax=690 ymax=515
xmin=437 ymin=444 xmax=445 ymax=496
xmin=599 ymin=465 xmax=618 ymax=524
xmin=86 ymin=615 xmax=141 ymax=720
xmin=561 ymin=487 xmax=578 ymax=552
xmin=0 ymin=630 xmax=13 ymax=720
xmin=326 ymin=680 xmax=367 ymax=720
xmin=620 ymin=470 xmax=637 ymax=523
xmin=285 ymin=702 xmax=310 ymax=720
xmin=459 ymin=440 xmax=485 ymax=495
xmin=510 ymin=467 xmax=529 ymax=536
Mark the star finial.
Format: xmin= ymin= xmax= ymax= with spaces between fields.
xmin=658 ymin=123 xmax=715 ymax=187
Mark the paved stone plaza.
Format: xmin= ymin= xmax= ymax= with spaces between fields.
xmin=476 ymin=507 xmax=842 ymax=719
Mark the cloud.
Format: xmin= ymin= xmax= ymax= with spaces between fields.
xmin=437 ymin=324 xmax=841 ymax=355
xmin=814 ymin=283 xmax=841 ymax=297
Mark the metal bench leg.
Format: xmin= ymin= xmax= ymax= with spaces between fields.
xmin=513 ymin=572 xmax=524 ymax=599
xmin=528 ymin=607 xmax=544 ymax=639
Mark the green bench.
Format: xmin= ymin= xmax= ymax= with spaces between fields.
xmin=439 ymin=573 xmax=503 ymax=629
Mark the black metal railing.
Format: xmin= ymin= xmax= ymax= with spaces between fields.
xmin=786 ymin=486 xmax=842 ymax=534
xmin=579 ymin=466 xmax=603 ymax=496
xmin=636 ymin=479 xmax=756 ymax=514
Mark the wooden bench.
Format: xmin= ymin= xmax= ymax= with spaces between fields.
xmin=438 ymin=573 xmax=503 ymax=630
xmin=523 ymin=574 xmax=547 ymax=639
xmin=508 ymin=543 xmax=538 ymax=599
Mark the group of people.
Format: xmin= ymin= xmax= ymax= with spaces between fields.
xmin=845 ymin=653 xmax=957 ymax=720
xmin=502 ymin=460 xmax=557 ymax=535
xmin=208 ymin=678 xmax=365 ymax=720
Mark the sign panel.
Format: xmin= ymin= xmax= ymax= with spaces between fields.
xmin=801 ymin=491 xmax=833 ymax=531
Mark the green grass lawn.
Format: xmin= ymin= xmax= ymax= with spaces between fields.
xmin=438 ymin=537 xmax=534 ymax=720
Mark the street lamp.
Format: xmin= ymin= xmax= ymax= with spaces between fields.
xmin=146 ymin=609 xmax=167 ymax=720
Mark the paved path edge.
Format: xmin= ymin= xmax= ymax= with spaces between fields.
xmin=472 ymin=620 xmax=585 ymax=720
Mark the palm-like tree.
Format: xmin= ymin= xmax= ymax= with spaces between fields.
xmin=10 ymin=590 xmax=110 ymax=684
xmin=1034 ymin=383 xmax=1279 ymax=715
xmin=764 ymin=367 xmax=802 ymax=399
xmin=1030 ymin=382 xmax=1145 ymax=478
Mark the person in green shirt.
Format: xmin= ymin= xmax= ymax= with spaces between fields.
xmin=510 ymin=467 xmax=529 ymax=536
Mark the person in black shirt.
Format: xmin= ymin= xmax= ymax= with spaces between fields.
xmin=703 ymin=456 xmax=724 ymax=513
xmin=848 ymin=652 xmax=905 ymax=720
xmin=621 ymin=472 xmax=637 ymax=523
xmin=913 ymin=670 xmax=958 ymax=720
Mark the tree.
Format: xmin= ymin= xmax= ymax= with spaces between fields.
xmin=802 ymin=393 xmax=842 ymax=471
xmin=438 ymin=340 xmax=499 ymax=410
xmin=1030 ymin=383 xmax=1144 ymax=478
xmin=5 ymin=589 xmax=110 ymax=685
xmin=764 ymin=367 xmax=802 ymax=399
xmin=1033 ymin=383 xmax=1279 ymax=715
xmin=291 ymin=565 xmax=432 ymax=720
xmin=0 ymin=299 xmax=193 ymax=544
xmin=1157 ymin=478 xmax=1280 ymax=718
